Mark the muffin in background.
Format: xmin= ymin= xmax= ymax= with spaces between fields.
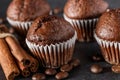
xmin=64 ymin=0 xmax=108 ymax=42
xmin=7 ymin=0 xmax=51 ymax=37
xmin=26 ymin=15 xmax=77 ymax=68
xmin=95 ymin=9 xmax=120 ymax=65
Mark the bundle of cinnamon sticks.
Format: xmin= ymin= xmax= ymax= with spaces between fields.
xmin=0 ymin=25 xmax=39 ymax=80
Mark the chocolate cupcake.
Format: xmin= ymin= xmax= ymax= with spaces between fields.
xmin=63 ymin=0 xmax=108 ymax=42
xmin=26 ymin=15 xmax=77 ymax=68
xmin=7 ymin=0 xmax=51 ymax=36
xmin=95 ymin=9 xmax=120 ymax=65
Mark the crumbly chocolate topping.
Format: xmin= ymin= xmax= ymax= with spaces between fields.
xmin=96 ymin=9 xmax=120 ymax=42
xmin=64 ymin=0 xmax=108 ymax=19
xmin=27 ymin=15 xmax=75 ymax=45
xmin=7 ymin=0 xmax=51 ymax=21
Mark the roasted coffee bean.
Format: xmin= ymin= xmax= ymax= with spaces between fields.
xmin=32 ymin=73 xmax=46 ymax=80
xmin=9 ymin=27 xmax=15 ymax=34
xmin=92 ymin=55 xmax=102 ymax=61
xmin=55 ymin=72 xmax=69 ymax=80
xmin=70 ymin=59 xmax=80 ymax=67
xmin=90 ymin=64 xmax=103 ymax=74
xmin=45 ymin=68 xmax=57 ymax=76
xmin=112 ymin=65 xmax=120 ymax=73
xmin=53 ymin=7 xmax=62 ymax=14
xmin=0 ymin=18 xmax=3 ymax=24
xmin=0 ymin=18 xmax=6 ymax=24
xmin=60 ymin=64 xmax=73 ymax=72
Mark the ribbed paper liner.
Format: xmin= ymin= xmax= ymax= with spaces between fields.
xmin=94 ymin=33 xmax=120 ymax=65
xmin=64 ymin=14 xmax=98 ymax=42
xmin=26 ymin=32 xmax=77 ymax=68
xmin=7 ymin=17 xmax=32 ymax=35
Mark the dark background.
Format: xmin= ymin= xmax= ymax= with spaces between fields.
xmin=0 ymin=0 xmax=120 ymax=80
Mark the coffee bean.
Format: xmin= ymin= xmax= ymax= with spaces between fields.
xmin=0 ymin=18 xmax=3 ymax=24
xmin=9 ymin=27 xmax=15 ymax=34
xmin=53 ymin=7 xmax=62 ymax=14
xmin=92 ymin=55 xmax=102 ymax=61
xmin=32 ymin=73 xmax=46 ymax=80
xmin=112 ymin=65 xmax=120 ymax=73
xmin=70 ymin=59 xmax=80 ymax=67
xmin=60 ymin=64 xmax=73 ymax=72
xmin=90 ymin=64 xmax=103 ymax=74
xmin=0 ymin=18 xmax=6 ymax=24
xmin=45 ymin=68 xmax=57 ymax=76
xmin=55 ymin=72 xmax=69 ymax=80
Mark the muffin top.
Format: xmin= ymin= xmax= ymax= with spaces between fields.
xmin=7 ymin=0 xmax=51 ymax=21
xmin=27 ymin=15 xmax=75 ymax=45
xmin=64 ymin=0 xmax=108 ymax=19
xmin=95 ymin=9 xmax=120 ymax=42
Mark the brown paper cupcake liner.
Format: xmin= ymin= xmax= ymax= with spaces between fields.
xmin=63 ymin=14 xmax=98 ymax=42
xmin=26 ymin=32 xmax=77 ymax=68
xmin=94 ymin=33 xmax=120 ymax=65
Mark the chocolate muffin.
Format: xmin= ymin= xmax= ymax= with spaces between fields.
xmin=7 ymin=0 xmax=51 ymax=37
xmin=64 ymin=0 xmax=108 ymax=42
xmin=95 ymin=9 xmax=120 ymax=65
xmin=26 ymin=15 xmax=77 ymax=68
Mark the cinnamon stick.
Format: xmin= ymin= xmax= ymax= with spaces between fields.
xmin=5 ymin=36 xmax=31 ymax=67
xmin=29 ymin=56 xmax=39 ymax=73
xmin=5 ymin=36 xmax=39 ymax=73
xmin=17 ymin=61 xmax=30 ymax=77
xmin=0 ymin=38 xmax=20 ymax=80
